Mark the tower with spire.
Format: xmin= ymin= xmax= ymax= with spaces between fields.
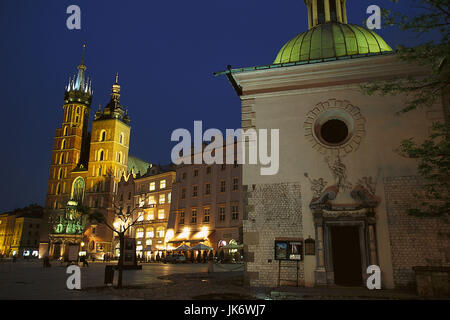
xmin=46 ymin=44 xmax=93 ymax=211
xmin=82 ymin=73 xmax=131 ymax=250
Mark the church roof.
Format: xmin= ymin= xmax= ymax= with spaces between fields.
xmin=127 ymin=155 xmax=151 ymax=176
xmin=274 ymin=22 xmax=392 ymax=64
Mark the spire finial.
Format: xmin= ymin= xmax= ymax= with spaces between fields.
xmin=81 ymin=43 xmax=87 ymax=66
xmin=115 ymin=73 xmax=119 ymax=84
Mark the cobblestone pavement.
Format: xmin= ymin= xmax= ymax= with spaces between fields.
xmin=0 ymin=260 xmax=229 ymax=299
xmin=0 ymin=260 xmax=422 ymax=300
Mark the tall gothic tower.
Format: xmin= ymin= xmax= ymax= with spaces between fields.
xmin=82 ymin=74 xmax=131 ymax=255
xmin=45 ymin=45 xmax=93 ymax=210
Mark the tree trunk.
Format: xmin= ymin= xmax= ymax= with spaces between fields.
xmin=118 ymin=233 xmax=124 ymax=288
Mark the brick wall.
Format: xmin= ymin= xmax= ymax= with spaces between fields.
xmin=243 ymin=182 xmax=304 ymax=287
xmin=384 ymin=176 xmax=450 ymax=289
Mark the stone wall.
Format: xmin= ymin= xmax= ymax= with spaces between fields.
xmin=243 ymin=182 xmax=304 ymax=287
xmin=384 ymin=176 xmax=450 ymax=289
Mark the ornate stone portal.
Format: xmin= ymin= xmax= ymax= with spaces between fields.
xmin=307 ymin=156 xmax=380 ymax=286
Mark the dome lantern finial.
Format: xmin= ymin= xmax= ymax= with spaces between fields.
xmin=305 ymin=0 xmax=348 ymax=29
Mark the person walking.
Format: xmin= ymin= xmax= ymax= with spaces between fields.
xmin=81 ymin=255 xmax=89 ymax=267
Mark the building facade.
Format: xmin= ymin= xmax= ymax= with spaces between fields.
xmin=0 ymin=205 xmax=43 ymax=258
xmin=217 ymin=0 xmax=449 ymax=288
xmin=167 ymin=154 xmax=243 ymax=253
xmin=118 ymin=165 xmax=176 ymax=260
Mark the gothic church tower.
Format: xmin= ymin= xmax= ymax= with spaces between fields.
xmin=45 ymin=45 xmax=92 ymax=210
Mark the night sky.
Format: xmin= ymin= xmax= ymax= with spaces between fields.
xmin=0 ymin=0 xmax=437 ymax=212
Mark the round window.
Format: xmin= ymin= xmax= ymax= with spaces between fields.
xmin=320 ymin=119 xmax=349 ymax=145
xmin=313 ymin=109 xmax=354 ymax=147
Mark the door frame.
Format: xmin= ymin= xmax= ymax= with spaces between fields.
xmin=323 ymin=219 xmax=369 ymax=286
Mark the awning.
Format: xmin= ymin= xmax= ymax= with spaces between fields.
xmin=168 ymin=230 xmax=215 ymax=243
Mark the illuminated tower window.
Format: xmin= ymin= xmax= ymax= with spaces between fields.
xmin=100 ymin=130 xmax=106 ymax=142
xmin=120 ymin=133 xmax=124 ymax=144
xmin=61 ymin=139 xmax=66 ymax=150
xmin=99 ymin=150 xmax=104 ymax=161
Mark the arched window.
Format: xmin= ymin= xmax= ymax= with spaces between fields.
xmin=59 ymin=153 xmax=64 ymax=164
xmin=56 ymin=183 xmax=61 ymax=195
xmin=58 ymin=168 xmax=63 ymax=180
xmin=98 ymin=166 xmax=102 ymax=176
xmin=118 ymin=152 xmax=122 ymax=163
xmin=66 ymin=106 xmax=70 ymax=122
xmin=61 ymin=139 xmax=66 ymax=150
xmin=63 ymin=126 xmax=68 ymax=136
xmin=76 ymin=107 xmax=80 ymax=114
xmin=72 ymin=177 xmax=85 ymax=203
xmin=120 ymin=133 xmax=124 ymax=145
xmin=100 ymin=130 xmax=106 ymax=142
xmin=99 ymin=150 xmax=104 ymax=161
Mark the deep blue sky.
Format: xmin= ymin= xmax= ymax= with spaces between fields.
xmin=0 ymin=0 xmax=436 ymax=212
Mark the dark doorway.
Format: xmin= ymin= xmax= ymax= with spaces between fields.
xmin=52 ymin=243 xmax=61 ymax=259
xmin=330 ymin=225 xmax=363 ymax=286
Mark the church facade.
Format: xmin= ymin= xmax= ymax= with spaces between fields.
xmin=41 ymin=47 xmax=135 ymax=260
xmin=217 ymin=0 xmax=449 ymax=289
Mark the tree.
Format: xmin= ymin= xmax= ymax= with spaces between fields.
xmin=361 ymin=0 xmax=449 ymax=218
xmin=81 ymin=201 xmax=150 ymax=288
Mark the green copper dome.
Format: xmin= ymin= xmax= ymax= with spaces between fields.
xmin=274 ymin=22 xmax=392 ymax=64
